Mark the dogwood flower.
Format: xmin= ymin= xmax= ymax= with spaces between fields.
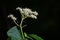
xmin=8 ymin=14 xmax=17 ymax=20
xmin=16 ymin=7 xmax=38 ymax=19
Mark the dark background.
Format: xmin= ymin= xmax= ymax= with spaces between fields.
xmin=0 ymin=0 xmax=59 ymax=40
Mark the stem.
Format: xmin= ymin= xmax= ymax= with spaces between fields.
xmin=27 ymin=37 xmax=33 ymax=40
xmin=20 ymin=18 xmax=25 ymax=40
xmin=13 ymin=18 xmax=25 ymax=40
xmin=13 ymin=20 xmax=20 ymax=27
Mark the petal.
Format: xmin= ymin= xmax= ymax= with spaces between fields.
xmin=32 ymin=11 xmax=38 ymax=16
xmin=16 ymin=7 xmax=23 ymax=13
xmin=30 ymin=15 xmax=37 ymax=19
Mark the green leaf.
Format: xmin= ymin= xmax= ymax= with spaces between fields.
xmin=24 ymin=32 xmax=33 ymax=40
xmin=24 ymin=32 xmax=28 ymax=37
xmin=29 ymin=34 xmax=44 ymax=40
xmin=7 ymin=26 xmax=22 ymax=40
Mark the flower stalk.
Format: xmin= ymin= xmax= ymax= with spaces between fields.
xmin=20 ymin=18 xmax=25 ymax=40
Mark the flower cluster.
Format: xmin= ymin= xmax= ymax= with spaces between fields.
xmin=8 ymin=14 xmax=17 ymax=20
xmin=16 ymin=7 xmax=38 ymax=19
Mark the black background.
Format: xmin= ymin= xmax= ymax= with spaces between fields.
xmin=0 ymin=0 xmax=59 ymax=40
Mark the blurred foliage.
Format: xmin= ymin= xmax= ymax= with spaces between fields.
xmin=7 ymin=26 xmax=44 ymax=40
xmin=7 ymin=26 xmax=22 ymax=40
xmin=29 ymin=34 xmax=44 ymax=40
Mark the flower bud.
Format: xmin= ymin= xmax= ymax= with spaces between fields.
xmin=16 ymin=7 xmax=23 ymax=13
xmin=32 ymin=11 xmax=38 ymax=16
xmin=30 ymin=15 xmax=37 ymax=19
xmin=8 ymin=14 xmax=17 ymax=20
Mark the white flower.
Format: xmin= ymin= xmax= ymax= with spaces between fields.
xmin=30 ymin=15 xmax=37 ymax=19
xmin=32 ymin=11 xmax=38 ymax=16
xmin=8 ymin=14 xmax=17 ymax=20
xmin=22 ymin=8 xmax=32 ymax=16
xmin=16 ymin=7 xmax=24 ymax=13
xmin=16 ymin=7 xmax=38 ymax=19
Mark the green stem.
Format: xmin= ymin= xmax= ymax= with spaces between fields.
xmin=20 ymin=18 xmax=25 ymax=40
xmin=13 ymin=20 xmax=20 ymax=27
